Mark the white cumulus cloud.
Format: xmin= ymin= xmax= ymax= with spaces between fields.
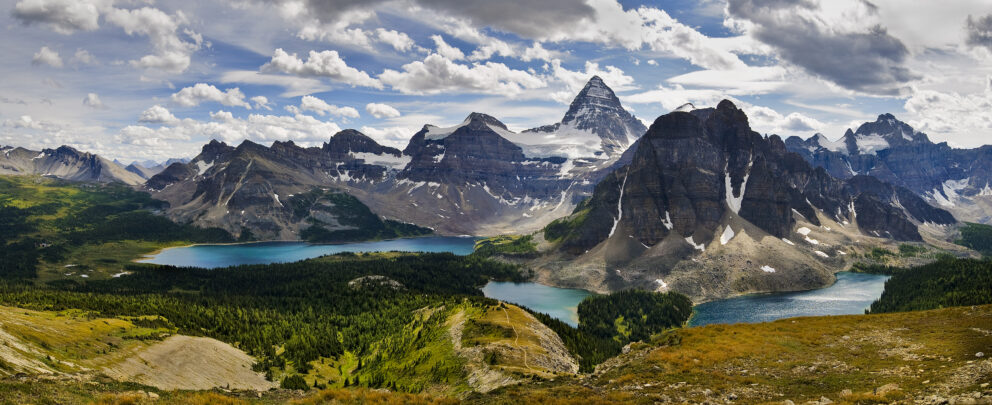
xmin=261 ymin=48 xmax=382 ymax=89
xmin=32 ymin=46 xmax=63 ymax=68
xmin=431 ymin=35 xmax=465 ymax=61
xmin=299 ymin=95 xmax=360 ymax=118
xmin=251 ymin=96 xmax=272 ymax=110
xmin=12 ymin=0 xmax=102 ymax=34
xmin=138 ymin=105 xmax=179 ymax=124
xmin=365 ymin=103 xmax=401 ymax=119
xmin=171 ymin=83 xmax=251 ymax=109
xmin=376 ymin=28 xmax=417 ymax=52
xmin=103 ymin=6 xmax=203 ymax=73
xmin=82 ymin=92 xmax=106 ymax=109
xmin=380 ymin=53 xmax=546 ymax=96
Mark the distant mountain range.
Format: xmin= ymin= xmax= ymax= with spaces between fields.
xmin=785 ymin=114 xmax=992 ymax=223
xmin=141 ymin=76 xmax=646 ymax=239
xmin=116 ymin=158 xmax=190 ymax=180
xmin=1 ymin=145 xmax=145 ymax=185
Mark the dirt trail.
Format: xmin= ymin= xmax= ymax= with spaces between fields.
xmin=101 ymin=335 xmax=275 ymax=391
xmin=501 ymin=307 xmax=534 ymax=371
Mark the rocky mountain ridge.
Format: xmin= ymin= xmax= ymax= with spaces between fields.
xmin=786 ymin=114 xmax=992 ymax=223
xmin=0 ymin=145 xmax=144 ymax=185
xmin=144 ymin=77 xmax=649 ymax=239
xmin=528 ymin=100 xmax=955 ymax=300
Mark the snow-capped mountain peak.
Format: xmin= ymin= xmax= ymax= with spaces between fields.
xmin=842 ymin=113 xmax=932 ymax=155
xmin=524 ymin=76 xmax=647 ymax=158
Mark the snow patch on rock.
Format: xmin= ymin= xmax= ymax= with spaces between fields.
xmin=685 ymin=236 xmax=705 ymax=251
xmin=720 ymin=225 xmax=735 ymax=245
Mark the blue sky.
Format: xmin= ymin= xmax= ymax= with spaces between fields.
xmin=2 ymin=0 xmax=992 ymax=163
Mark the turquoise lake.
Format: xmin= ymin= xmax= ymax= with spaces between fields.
xmin=481 ymin=281 xmax=592 ymax=327
xmin=140 ymin=238 xmax=890 ymax=328
xmin=689 ymin=272 xmax=890 ymax=327
xmin=138 ymin=236 xmax=479 ymax=268
xmin=481 ymin=272 xmax=888 ymax=328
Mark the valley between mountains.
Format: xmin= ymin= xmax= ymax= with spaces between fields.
xmin=1 ymin=77 xmax=991 ymax=404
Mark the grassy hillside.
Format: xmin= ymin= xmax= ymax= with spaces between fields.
xmin=4 ymin=305 xmax=989 ymax=404
xmin=0 ymin=305 xmax=174 ymax=377
xmin=472 ymin=235 xmax=537 ymax=258
xmin=476 ymin=304 xmax=992 ymax=404
xmin=0 ymin=175 xmax=233 ymax=281
xmin=0 ymin=252 xmax=528 ymax=391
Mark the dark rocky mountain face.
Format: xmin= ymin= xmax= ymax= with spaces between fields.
xmin=785 ymin=114 xmax=992 ymax=223
xmin=146 ymin=132 xmax=418 ymax=239
xmin=531 ymin=101 xmax=955 ymax=300
xmin=524 ymin=76 xmax=647 ymax=158
xmin=400 ymin=113 xmax=570 ymax=197
xmin=0 ymin=145 xmax=144 ymax=185
xmin=145 ymin=116 xmax=582 ymax=239
xmin=549 ymin=101 xmax=948 ymax=255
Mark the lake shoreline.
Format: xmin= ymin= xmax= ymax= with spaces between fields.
xmin=134 ymin=235 xmax=480 ymax=264
xmin=689 ymin=271 xmax=890 ymax=327
xmin=137 ymin=236 xmax=481 ymax=268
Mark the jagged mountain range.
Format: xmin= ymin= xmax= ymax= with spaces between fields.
xmin=528 ymin=101 xmax=955 ymax=300
xmin=785 ymin=114 xmax=992 ymax=223
xmin=143 ymin=76 xmax=647 ymax=239
xmin=0 ymin=77 xmax=980 ymax=284
xmin=3 ymin=76 xmax=988 ymax=303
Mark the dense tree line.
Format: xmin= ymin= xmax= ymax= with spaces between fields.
xmin=527 ymin=290 xmax=693 ymax=372
xmin=0 ymin=253 xmax=524 ymax=375
xmin=868 ymin=257 xmax=992 ymax=313
xmin=578 ymin=290 xmax=693 ymax=342
xmin=0 ymin=176 xmax=232 ymax=279
xmin=956 ymin=222 xmax=992 ymax=256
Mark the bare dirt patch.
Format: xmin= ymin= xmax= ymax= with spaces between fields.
xmin=101 ymin=335 xmax=275 ymax=391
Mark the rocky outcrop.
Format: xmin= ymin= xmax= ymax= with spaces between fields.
xmin=400 ymin=113 xmax=572 ymax=202
xmin=551 ymin=101 xmax=939 ymax=254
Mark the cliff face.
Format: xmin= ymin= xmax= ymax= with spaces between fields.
xmin=533 ymin=100 xmax=953 ymax=300
xmin=551 ymin=101 xmax=944 ymax=255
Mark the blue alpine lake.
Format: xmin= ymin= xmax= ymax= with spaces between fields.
xmin=141 ymin=237 xmax=889 ymax=328
xmin=689 ymin=272 xmax=890 ymax=327
xmin=482 ymin=272 xmax=888 ymax=328
xmin=137 ymin=236 xmax=479 ymax=268
xmin=481 ymin=281 xmax=593 ymax=327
